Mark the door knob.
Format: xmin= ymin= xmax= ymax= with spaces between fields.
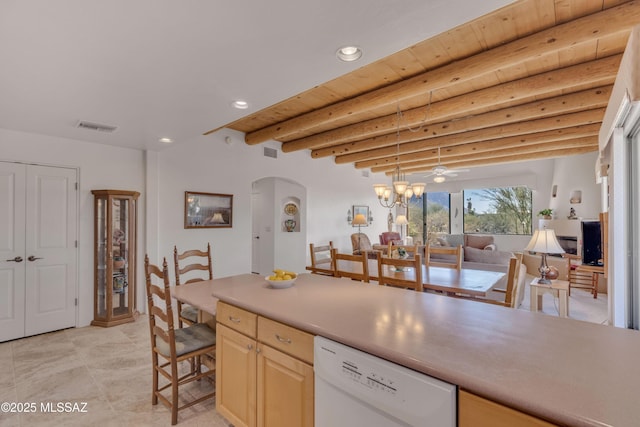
xmin=28 ymin=255 xmax=43 ymax=261
xmin=6 ymin=256 xmax=23 ymax=262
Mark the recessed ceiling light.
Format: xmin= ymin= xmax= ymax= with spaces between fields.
xmin=336 ymin=46 xmax=362 ymax=62
xmin=159 ymin=137 xmax=173 ymax=144
xmin=232 ymin=100 xmax=249 ymax=110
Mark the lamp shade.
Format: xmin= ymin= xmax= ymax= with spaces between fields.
xmin=352 ymin=213 xmax=368 ymax=225
xmin=525 ymin=229 xmax=565 ymax=254
xmin=395 ymin=214 xmax=408 ymax=225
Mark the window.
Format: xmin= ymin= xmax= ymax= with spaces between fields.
xmin=407 ymin=192 xmax=450 ymax=243
xmin=463 ymin=187 xmax=532 ymax=235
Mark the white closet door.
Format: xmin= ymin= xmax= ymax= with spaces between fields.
xmin=0 ymin=162 xmax=77 ymax=341
xmin=0 ymin=162 xmax=27 ymax=342
xmin=24 ymin=165 xmax=77 ymax=336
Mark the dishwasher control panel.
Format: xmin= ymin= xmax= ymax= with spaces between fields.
xmin=314 ymin=336 xmax=456 ymax=427
xmin=342 ymin=359 xmax=398 ymax=395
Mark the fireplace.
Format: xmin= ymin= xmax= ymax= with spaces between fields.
xmin=555 ymin=235 xmax=577 ymax=256
xmin=539 ymin=219 xmax=582 ymax=259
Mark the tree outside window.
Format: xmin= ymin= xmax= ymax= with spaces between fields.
xmin=407 ymin=192 xmax=450 ymax=243
xmin=463 ymin=187 xmax=532 ymax=235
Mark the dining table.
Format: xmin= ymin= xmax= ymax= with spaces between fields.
xmin=313 ymin=258 xmax=506 ymax=297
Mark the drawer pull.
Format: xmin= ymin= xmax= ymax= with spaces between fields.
xmin=247 ymin=344 xmax=253 ymax=350
xmin=229 ymin=316 xmax=241 ymax=323
xmin=275 ymin=334 xmax=292 ymax=344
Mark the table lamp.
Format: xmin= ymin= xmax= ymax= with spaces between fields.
xmin=525 ymin=229 xmax=565 ymax=284
xmin=395 ymin=214 xmax=408 ymax=242
xmin=352 ymin=213 xmax=368 ymax=253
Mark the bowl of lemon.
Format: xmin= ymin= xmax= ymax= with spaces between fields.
xmin=265 ymin=269 xmax=297 ymax=289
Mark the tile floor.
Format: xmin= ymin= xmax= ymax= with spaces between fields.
xmin=0 ymin=275 xmax=608 ymax=427
xmin=0 ymin=318 xmax=228 ymax=427
xmin=517 ymin=273 xmax=609 ymax=324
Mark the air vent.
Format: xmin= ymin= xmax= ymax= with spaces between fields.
xmin=75 ymin=120 xmax=118 ymax=133
xmin=362 ymin=170 xmax=369 ymax=178
xmin=263 ymin=147 xmax=278 ymax=158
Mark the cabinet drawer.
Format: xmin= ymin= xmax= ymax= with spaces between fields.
xmin=258 ymin=317 xmax=314 ymax=364
xmin=217 ymin=302 xmax=257 ymax=338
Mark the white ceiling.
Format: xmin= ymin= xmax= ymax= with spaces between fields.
xmin=0 ymin=0 xmax=513 ymax=151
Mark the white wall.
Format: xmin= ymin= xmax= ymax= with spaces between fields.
xmin=548 ymin=152 xmax=601 ymax=220
xmin=155 ymin=130 xmax=391 ymax=279
xmin=0 ymin=128 xmax=145 ymax=327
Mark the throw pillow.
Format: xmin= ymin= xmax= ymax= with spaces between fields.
xmin=464 ymin=247 xmax=512 ymax=265
xmin=466 ymin=234 xmax=494 ymax=249
xmin=483 ymin=243 xmax=497 ymax=251
xmin=446 ymin=234 xmax=465 ymax=248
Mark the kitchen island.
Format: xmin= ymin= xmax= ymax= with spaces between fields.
xmin=207 ymin=273 xmax=640 ymax=426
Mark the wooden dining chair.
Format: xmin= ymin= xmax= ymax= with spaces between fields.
xmin=386 ymin=242 xmax=420 ymax=259
xmin=456 ymin=253 xmax=523 ymax=307
xmin=425 ymin=243 xmax=463 ymax=270
xmin=173 ymin=243 xmax=213 ymax=327
xmin=331 ymin=248 xmax=369 ymax=282
xmin=377 ymin=252 xmax=424 ymax=292
xmin=308 ymin=241 xmax=335 ymax=275
xmin=144 ymin=255 xmax=216 ymax=425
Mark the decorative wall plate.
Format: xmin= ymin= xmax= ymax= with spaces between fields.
xmin=284 ymin=202 xmax=298 ymax=216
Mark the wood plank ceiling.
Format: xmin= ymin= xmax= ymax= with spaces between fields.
xmin=210 ymin=0 xmax=640 ymax=179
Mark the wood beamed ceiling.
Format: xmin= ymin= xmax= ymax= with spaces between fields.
xmin=210 ymin=0 xmax=640 ymax=178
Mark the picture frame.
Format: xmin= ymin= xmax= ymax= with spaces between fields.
xmin=184 ymin=191 xmax=233 ymax=229
xmin=351 ymin=205 xmax=370 ymax=227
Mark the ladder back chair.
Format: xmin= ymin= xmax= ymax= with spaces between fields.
xmin=173 ymin=243 xmax=213 ymax=327
xmin=144 ymin=255 xmax=217 ymax=425
xmin=331 ymin=248 xmax=370 ymax=282
xmin=377 ymin=252 xmax=424 ymax=292
xmin=454 ymin=253 xmax=523 ymax=307
xmin=308 ymin=241 xmax=335 ymax=275
xmin=425 ymin=244 xmax=463 ymax=270
xmin=386 ymin=242 xmax=420 ymax=259
xmin=489 ymin=253 xmax=524 ymax=308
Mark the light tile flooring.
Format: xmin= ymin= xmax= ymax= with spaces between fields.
xmin=517 ymin=273 xmax=609 ymax=324
xmin=0 ymin=318 xmax=228 ymax=427
xmin=1 ymin=276 xmax=608 ymax=427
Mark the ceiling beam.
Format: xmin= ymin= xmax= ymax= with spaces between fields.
xmin=396 ymin=141 xmax=598 ymax=176
xmin=243 ymin=1 xmax=640 ymax=144
xmin=338 ymin=108 xmax=604 ymax=166
xmin=281 ymin=54 xmax=619 ymax=152
xmin=370 ymin=125 xmax=600 ymax=173
xmin=312 ymin=86 xmax=611 ymax=159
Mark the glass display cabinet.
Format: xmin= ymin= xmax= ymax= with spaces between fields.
xmin=91 ymin=189 xmax=140 ymax=327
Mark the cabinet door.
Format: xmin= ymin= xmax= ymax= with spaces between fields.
xmin=459 ymin=390 xmax=557 ymax=427
xmin=257 ymin=343 xmax=314 ymax=427
xmin=216 ymin=323 xmax=257 ymax=427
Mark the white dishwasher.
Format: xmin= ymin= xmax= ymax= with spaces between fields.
xmin=314 ymin=336 xmax=456 ymax=427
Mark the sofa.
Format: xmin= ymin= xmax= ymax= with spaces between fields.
xmin=432 ymin=233 xmax=514 ymax=272
xmin=433 ymin=233 xmax=528 ymax=308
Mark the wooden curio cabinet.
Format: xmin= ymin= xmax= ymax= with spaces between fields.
xmin=91 ymin=190 xmax=140 ymax=327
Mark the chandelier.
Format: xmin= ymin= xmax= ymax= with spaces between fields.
xmin=373 ymin=106 xmax=425 ymax=208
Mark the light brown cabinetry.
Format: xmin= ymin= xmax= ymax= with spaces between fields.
xmin=216 ymin=302 xmax=314 ymax=427
xmin=459 ymin=390 xmax=557 ymax=427
xmin=91 ymin=189 xmax=139 ymax=327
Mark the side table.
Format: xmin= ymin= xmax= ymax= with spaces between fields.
xmin=530 ymin=278 xmax=569 ymax=318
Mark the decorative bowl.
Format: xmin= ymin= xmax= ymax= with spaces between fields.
xmin=265 ymin=276 xmax=296 ymax=289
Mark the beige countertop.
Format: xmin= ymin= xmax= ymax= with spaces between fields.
xmin=207 ymin=273 xmax=640 ymax=427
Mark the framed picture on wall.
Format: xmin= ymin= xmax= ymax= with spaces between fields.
xmin=184 ymin=191 xmax=233 ymax=228
xmin=351 ymin=205 xmax=370 ymax=227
